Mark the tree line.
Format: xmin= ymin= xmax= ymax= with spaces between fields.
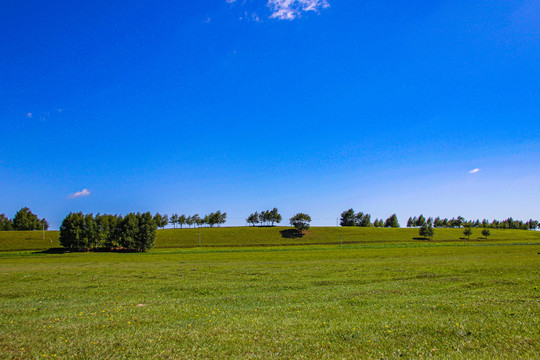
xmin=0 ymin=207 xmax=49 ymax=231
xmin=59 ymin=212 xmax=157 ymax=252
xmin=339 ymin=209 xmax=399 ymax=228
xmin=246 ymin=208 xmax=282 ymax=226
xmin=145 ymin=211 xmax=228 ymax=229
xmin=406 ymin=215 xmax=539 ymax=230
xmin=167 ymin=211 xmax=227 ymax=228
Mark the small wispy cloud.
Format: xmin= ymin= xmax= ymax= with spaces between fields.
xmin=469 ymin=168 xmax=480 ymax=174
xmin=26 ymin=112 xmax=32 ymax=118
xmin=268 ymin=0 xmax=330 ymax=20
xmin=227 ymin=0 xmax=329 ymax=21
xmin=68 ymin=188 xmax=91 ymax=199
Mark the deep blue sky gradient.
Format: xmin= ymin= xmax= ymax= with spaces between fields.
xmin=1 ymin=1 xmax=539 ymax=228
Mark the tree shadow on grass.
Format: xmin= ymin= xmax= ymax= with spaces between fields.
xmin=280 ymin=229 xmax=304 ymax=239
xmin=413 ymin=237 xmax=431 ymax=241
xmin=35 ymin=247 xmax=67 ymax=254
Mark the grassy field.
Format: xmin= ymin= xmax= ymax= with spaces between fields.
xmin=0 ymin=227 xmax=539 ymax=359
xmin=1 ymin=226 xmax=539 ymax=252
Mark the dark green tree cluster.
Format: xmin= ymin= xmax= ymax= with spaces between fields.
xmin=0 ymin=214 xmax=14 ymax=230
xmin=0 ymin=207 xmax=48 ymax=231
xmin=339 ymin=209 xmax=372 ymax=227
xmin=407 ymin=215 xmax=539 ymax=230
xmin=246 ymin=208 xmax=282 ymax=226
xmin=290 ymin=213 xmax=311 ymax=234
xmin=340 ymin=209 xmax=399 ymax=228
xmin=59 ymin=212 xmax=156 ymax=252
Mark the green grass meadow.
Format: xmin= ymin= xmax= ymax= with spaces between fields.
xmin=0 ymin=227 xmax=539 ymax=359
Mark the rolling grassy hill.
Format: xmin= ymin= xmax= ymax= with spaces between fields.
xmin=0 ymin=226 xmax=539 ymax=252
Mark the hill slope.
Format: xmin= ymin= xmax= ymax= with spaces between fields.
xmin=0 ymin=226 xmax=539 ymax=252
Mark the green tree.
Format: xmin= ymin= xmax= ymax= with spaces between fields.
xmin=419 ymin=224 xmax=434 ymax=240
xmin=119 ymin=213 xmax=139 ymax=250
xmin=340 ymin=209 xmax=356 ymax=227
xmin=246 ymin=212 xmax=259 ymax=226
xmin=83 ymin=214 xmax=99 ymax=249
xmin=170 ymin=214 xmax=179 ymax=229
xmin=481 ymin=228 xmax=491 ymax=239
xmin=0 ymin=214 xmax=13 ymax=231
xmin=12 ymin=207 xmax=42 ymax=230
xmin=153 ymin=213 xmax=168 ymax=229
xmin=290 ymin=213 xmax=311 ymax=234
xmin=134 ymin=212 xmax=157 ymax=251
xmin=186 ymin=215 xmax=195 ymax=228
xmin=270 ymin=208 xmax=282 ymax=226
xmin=463 ymin=227 xmax=473 ymax=240
xmin=359 ymin=213 xmax=372 ymax=227
xmin=406 ymin=217 xmax=413 ymax=227
xmin=178 ymin=214 xmax=187 ymax=229
xmin=384 ymin=214 xmax=400 ymax=228
xmin=59 ymin=212 xmax=87 ymax=251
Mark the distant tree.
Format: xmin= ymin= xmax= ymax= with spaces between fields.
xmin=290 ymin=213 xmax=311 ymax=234
xmin=96 ymin=213 xmax=119 ymax=248
xmin=463 ymin=227 xmax=473 ymax=241
xmin=134 ymin=212 xmax=157 ymax=251
xmin=433 ymin=217 xmax=442 ymax=228
xmin=218 ymin=211 xmax=227 ymax=227
xmin=41 ymin=218 xmax=49 ymax=231
xmin=354 ymin=212 xmax=365 ymax=226
xmin=419 ymin=224 xmax=434 ymax=240
xmin=153 ymin=213 xmax=168 ymax=229
xmin=246 ymin=212 xmax=260 ymax=226
xmin=59 ymin=212 xmax=87 ymax=251
xmin=192 ymin=214 xmax=203 ymax=228
xmin=270 ymin=208 xmax=282 ymax=226
xmin=406 ymin=217 xmax=413 ymax=227
xmin=178 ymin=214 xmax=187 ymax=229
xmin=12 ymin=207 xmax=42 ymax=230
xmin=426 ymin=217 xmax=433 ymax=227
xmin=83 ymin=214 xmax=99 ymax=249
xmin=186 ymin=215 xmax=195 ymax=228
xmin=481 ymin=228 xmax=491 ymax=239
xmin=119 ymin=213 xmax=139 ymax=250
xmin=340 ymin=209 xmax=356 ymax=227
xmin=415 ymin=215 xmax=426 ymax=227
xmin=526 ymin=219 xmax=539 ymax=230
xmin=384 ymin=214 xmax=400 ymax=228
xmin=170 ymin=214 xmax=179 ymax=229
xmin=359 ymin=213 xmax=372 ymax=227
xmin=0 ymin=214 xmax=13 ymax=231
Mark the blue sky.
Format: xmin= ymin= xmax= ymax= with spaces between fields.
xmin=1 ymin=0 xmax=539 ymax=228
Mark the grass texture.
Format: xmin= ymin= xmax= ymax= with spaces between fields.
xmin=0 ymin=237 xmax=539 ymax=358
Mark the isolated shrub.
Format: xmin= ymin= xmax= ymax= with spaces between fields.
xmin=290 ymin=213 xmax=311 ymax=234
xmin=481 ymin=228 xmax=491 ymax=239
xmin=419 ymin=224 xmax=434 ymax=240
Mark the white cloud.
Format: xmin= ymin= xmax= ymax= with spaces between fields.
xmin=267 ymin=0 xmax=330 ymax=20
xmin=68 ymin=188 xmax=91 ymax=199
xmin=26 ymin=112 xmax=32 ymax=118
xmin=469 ymin=168 xmax=480 ymax=174
xmin=226 ymin=0 xmax=237 ymax=3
